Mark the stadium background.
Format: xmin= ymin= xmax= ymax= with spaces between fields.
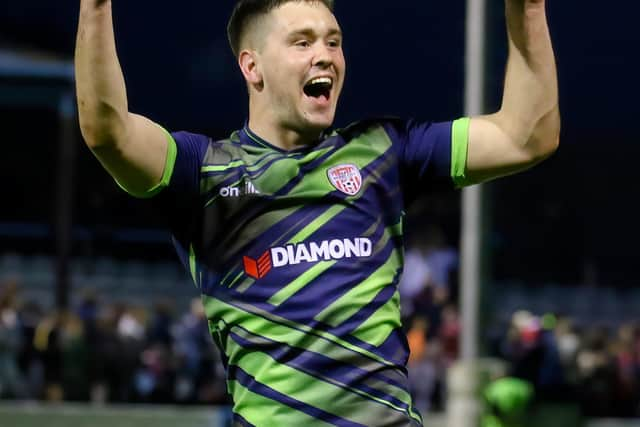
xmin=1 ymin=1 xmax=638 ymax=426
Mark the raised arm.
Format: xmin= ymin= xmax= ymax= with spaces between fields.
xmin=75 ymin=0 xmax=170 ymax=197
xmin=464 ymin=0 xmax=560 ymax=184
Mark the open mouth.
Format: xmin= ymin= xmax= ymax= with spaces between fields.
xmin=303 ymin=76 xmax=333 ymax=101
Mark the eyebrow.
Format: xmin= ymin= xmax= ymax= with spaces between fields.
xmin=287 ymin=28 xmax=343 ymax=39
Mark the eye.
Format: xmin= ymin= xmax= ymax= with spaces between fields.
xmin=327 ymin=39 xmax=341 ymax=48
xmin=295 ymin=40 xmax=311 ymax=48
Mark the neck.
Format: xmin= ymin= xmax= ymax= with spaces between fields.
xmin=247 ymin=120 xmax=321 ymax=151
xmin=248 ymin=99 xmax=323 ymax=151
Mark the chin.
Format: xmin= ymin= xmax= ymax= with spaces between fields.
xmin=310 ymin=119 xmax=333 ymax=131
xmin=304 ymin=113 xmax=335 ymax=132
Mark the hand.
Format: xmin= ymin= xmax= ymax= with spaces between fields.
xmin=508 ymin=0 xmax=545 ymax=4
xmin=505 ymin=0 xmax=548 ymax=31
xmin=507 ymin=0 xmax=546 ymax=14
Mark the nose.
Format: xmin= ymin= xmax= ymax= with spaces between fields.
xmin=313 ymin=43 xmax=333 ymax=69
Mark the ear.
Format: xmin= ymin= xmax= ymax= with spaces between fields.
xmin=239 ymin=50 xmax=263 ymax=88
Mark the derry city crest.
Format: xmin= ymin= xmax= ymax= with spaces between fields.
xmin=327 ymin=164 xmax=362 ymax=196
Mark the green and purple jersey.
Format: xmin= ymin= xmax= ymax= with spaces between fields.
xmin=133 ymin=117 xmax=470 ymax=426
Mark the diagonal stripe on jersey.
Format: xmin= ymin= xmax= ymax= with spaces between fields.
xmin=203 ymin=296 xmax=400 ymax=372
xmin=213 ymin=127 xmax=394 ymax=261
xmin=228 ymin=351 xmax=417 ymax=426
xmin=313 ymin=248 xmax=400 ymax=327
xmin=228 ymin=378 xmax=342 ymax=427
xmin=229 ymin=367 xmax=366 ymax=427
xmin=229 ymin=325 xmax=413 ymax=411
xmin=219 ymin=148 xmax=399 ymax=293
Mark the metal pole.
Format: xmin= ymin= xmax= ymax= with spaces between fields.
xmin=54 ymin=90 xmax=77 ymax=310
xmin=461 ymin=0 xmax=487 ymax=362
xmin=446 ymin=2 xmax=490 ymax=426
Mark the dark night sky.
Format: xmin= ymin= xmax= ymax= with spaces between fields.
xmin=1 ymin=1 xmax=637 ymax=131
xmin=1 ymin=1 xmax=638 ymax=286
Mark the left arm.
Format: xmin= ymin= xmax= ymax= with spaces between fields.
xmin=465 ymin=0 xmax=560 ymax=184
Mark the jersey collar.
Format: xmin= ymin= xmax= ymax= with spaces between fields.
xmin=240 ymin=122 xmax=330 ymax=154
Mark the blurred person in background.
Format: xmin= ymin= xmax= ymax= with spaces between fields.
xmin=0 ymin=279 xmax=28 ymax=399
xmin=147 ymin=299 xmax=175 ymax=349
xmin=399 ymin=237 xmax=432 ymax=320
xmin=135 ymin=300 xmax=176 ymax=403
xmin=438 ymin=304 xmax=460 ymax=368
xmin=136 ymin=341 xmax=174 ymax=403
xmin=16 ymin=299 xmax=44 ymax=398
xmin=422 ymin=225 xmax=458 ymax=304
xmin=406 ymin=316 xmax=438 ymax=413
xmin=115 ymin=304 xmax=147 ymax=402
xmin=91 ymin=302 xmax=130 ymax=403
xmin=33 ymin=310 xmax=64 ymax=401
xmin=635 ymin=324 xmax=640 ymax=415
xmin=554 ymin=317 xmax=580 ymax=379
xmin=75 ymin=288 xmax=107 ymax=402
xmin=33 ymin=309 xmax=90 ymax=401
xmin=58 ymin=310 xmax=90 ymax=401
xmin=499 ymin=311 xmax=567 ymax=400
xmin=172 ymin=297 xmax=227 ymax=404
xmin=610 ymin=323 xmax=639 ymax=416
xmin=74 ymin=0 xmax=559 ymax=424
xmin=575 ymin=326 xmax=617 ymax=417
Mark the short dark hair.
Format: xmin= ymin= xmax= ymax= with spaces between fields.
xmin=227 ymin=0 xmax=335 ymax=57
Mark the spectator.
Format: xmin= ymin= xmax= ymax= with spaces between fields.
xmin=59 ymin=310 xmax=90 ymax=401
xmin=33 ymin=311 xmax=63 ymax=401
xmin=575 ymin=327 xmax=617 ymax=417
xmin=611 ymin=324 xmax=638 ymax=416
xmin=407 ymin=316 xmax=439 ymax=414
xmin=0 ymin=279 xmax=27 ymax=398
xmin=399 ymin=240 xmax=432 ymax=320
xmin=423 ymin=225 xmax=458 ymax=303
xmin=438 ymin=304 xmax=461 ymax=368
xmin=115 ymin=304 xmax=147 ymax=402
xmin=17 ymin=299 xmax=44 ymax=398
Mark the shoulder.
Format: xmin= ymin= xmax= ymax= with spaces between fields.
xmin=171 ymin=130 xmax=211 ymax=147
xmin=171 ymin=130 xmax=245 ymax=164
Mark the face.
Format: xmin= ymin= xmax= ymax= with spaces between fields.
xmin=247 ymin=2 xmax=345 ymax=135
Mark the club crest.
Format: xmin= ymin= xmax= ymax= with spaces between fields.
xmin=327 ymin=164 xmax=362 ymax=196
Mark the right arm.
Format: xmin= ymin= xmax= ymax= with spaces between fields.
xmin=75 ymin=0 xmax=169 ymax=196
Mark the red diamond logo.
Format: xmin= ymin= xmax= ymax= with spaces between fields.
xmin=243 ymin=250 xmax=272 ymax=279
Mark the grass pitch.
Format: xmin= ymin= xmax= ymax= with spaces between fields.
xmin=0 ymin=402 xmax=229 ymax=427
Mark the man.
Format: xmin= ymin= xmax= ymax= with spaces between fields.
xmin=75 ymin=0 xmax=559 ymax=425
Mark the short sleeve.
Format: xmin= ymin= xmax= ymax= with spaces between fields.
xmin=165 ymin=131 xmax=209 ymax=199
xmin=384 ymin=117 xmax=471 ymax=192
xmin=113 ymin=128 xmax=177 ymax=199
xmin=151 ymin=131 xmax=209 ymax=233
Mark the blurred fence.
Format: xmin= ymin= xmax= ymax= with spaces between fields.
xmin=0 ymin=253 xmax=194 ymax=311
xmin=489 ymin=281 xmax=640 ymax=327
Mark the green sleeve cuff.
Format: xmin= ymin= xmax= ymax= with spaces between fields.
xmin=451 ymin=117 xmax=472 ymax=188
xmin=115 ymin=127 xmax=177 ymax=199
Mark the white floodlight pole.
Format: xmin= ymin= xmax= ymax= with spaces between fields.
xmin=447 ymin=1 xmax=489 ymax=427
xmin=461 ymin=0 xmax=488 ymax=362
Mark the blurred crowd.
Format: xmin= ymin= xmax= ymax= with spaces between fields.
xmin=1 ymin=229 xmax=640 ymax=420
xmin=0 ymin=279 xmax=228 ymax=405
xmin=398 ymin=228 xmax=640 ymax=419
xmin=488 ymin=311 xmax=640 ymax=418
